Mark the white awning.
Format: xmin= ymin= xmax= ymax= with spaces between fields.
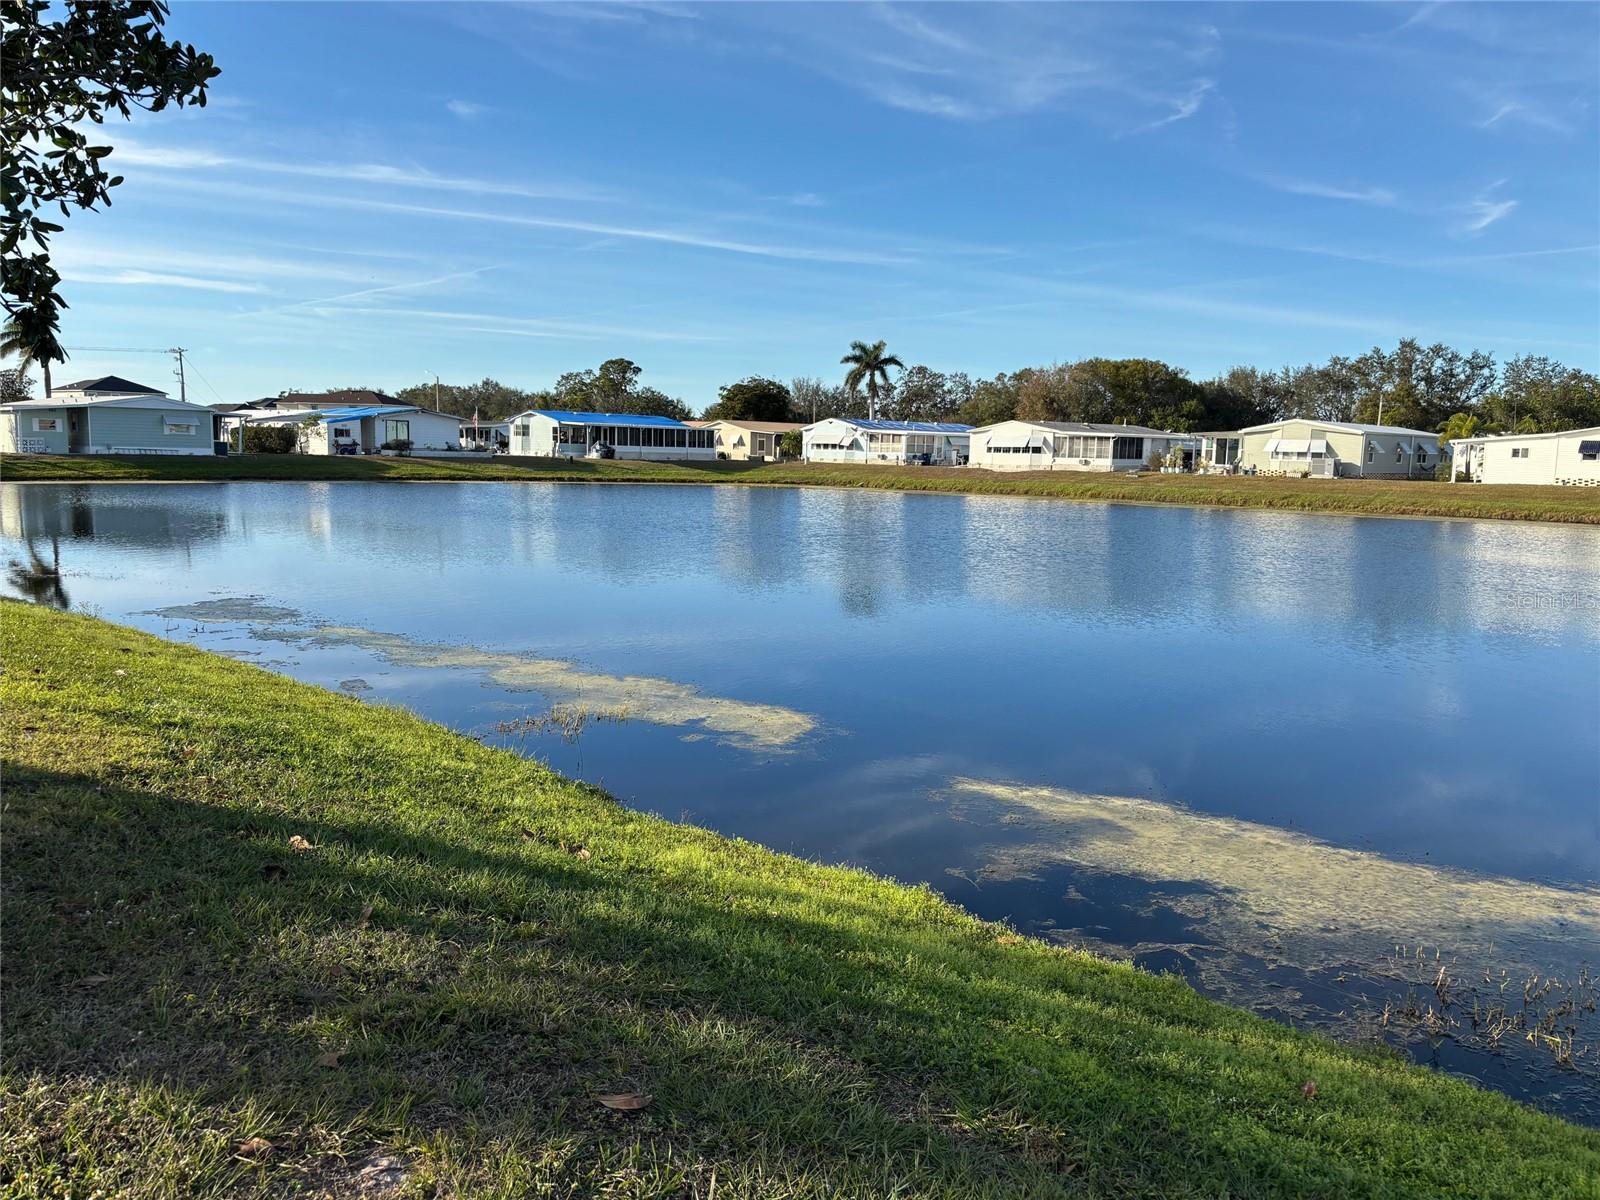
xmin=1268 ymin=437 xmax=1328 ymax=454
xmin=985 ymin=435 xmax=1046 ymax=449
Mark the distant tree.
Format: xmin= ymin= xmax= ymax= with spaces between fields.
xmin=958 ymin=371 xmax=1026 ymax=427
xmin=703 ymin=376 xmax=791 ymax=422
xmin=1491 ymin=356 xmax=1600 ymax=432
xmin=395 ymin=377 xmax=531 ymax=421
xmin=3 ymin=1 xmax=219 ymax=388
xmin=543 ymin=358 xmax=690 ymax=419
xmin=789 ymin=376 xmax=860 ymax=422
xmin=0 ymin=364 xmax=35 ymax=404
xmin=840 ymin=339 xmax=903 ymax=420
xmin=1438 ymin=412 xmax=1484 ymax=445
xmin=1 ymin=319 xmax=53 ymax=397
xmin=882 ymin=365 xmax=969 ymax=423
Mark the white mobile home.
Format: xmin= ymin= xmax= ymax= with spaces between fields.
xmin=700 ymin=419 xmax=804 ymax=461
xmin=968 ymin=420 xmax=1189 ymax=472
xmin=1449 ymin=427 xmax=1600 ymax=486
xmin=0 ymin=376 xmax=220 ymax=456
xmin=1236 ymin=419 xmax=1440 ymax=479
xmin=506 ymin=410 xmax=716 ymax=460
xmin=231 ymin=404 xmax=461 ymax=454
xmin=802 ymin=417 xmax=971 ymax=465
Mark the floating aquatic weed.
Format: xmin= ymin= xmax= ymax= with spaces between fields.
xmin=248 ymin=623 xmax=816 ymax=753
xmin=147 ymin=597 xmax=304 ymax=623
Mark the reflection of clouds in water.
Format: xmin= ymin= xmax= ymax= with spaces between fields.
xmin=944 ymin=777 xmax=1600 ymax=990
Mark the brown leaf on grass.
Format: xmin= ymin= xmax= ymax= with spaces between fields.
xmin=235 ymin=1136 xmax=274 ymax=1158
xmin=519 ymin=828 xmax=537 ymax=841
xmin=564 ymin=843 xmax=592 ymax=860
xmin=76 ymin=973 xmax=112 ymax=987
xmin=356 ymin=902 xmax=374 ymax=930
xmin=261 ymin=863 xmax=287 ymax=882
xmin=288 ymin=835 xmax=314 ymax=852
xmin=317 ymin=1050 xmax=345 ymax=1068
xmin=596 ymin=1092 xmax=652 ymax=1111
xmin=1301 ymin=1080 xmax=1318 ymax=1100
xmin=996 ymin=934 xmax=1024 ymax=946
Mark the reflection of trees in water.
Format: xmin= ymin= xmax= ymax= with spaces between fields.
xmin=7 ymin=537 xmax=68 ymax=609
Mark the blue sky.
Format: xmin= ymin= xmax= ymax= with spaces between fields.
xmin=44 ymin=1 xmax=1600 ymax=406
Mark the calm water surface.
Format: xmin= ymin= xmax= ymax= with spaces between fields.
xmin=5 ymin=481 xmax=1598 ymax=1120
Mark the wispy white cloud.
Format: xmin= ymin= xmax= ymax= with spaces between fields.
xmin=1257 ymin=175 xmax=1399 ymax=207
xmin=112 ymin=137 xmax=613 ymax=203
xmin=1126 ymin=79 xmax=1215 ymax=134
xmin=244 ymin=268 xmax=498 ymax=316
xmin=143 ymin=174 xmax=920 ymax=266
xmin=57 ymin=269 xmax=267 ymax=294
xmin=299 ymin=304 xmax=724 ymax=344
xmin=52 ymin=236 xmax=401 ymax=286
xmin=445 ymin=99 xmax=489 ymax=119
xmin=787 ymin=193 xmax=826 ymax=208
xmin=1455 ymin=182 xmax=1518 ymax=236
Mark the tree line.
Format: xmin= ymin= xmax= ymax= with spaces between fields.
xmin=392 ymin=338 xmax=1600 ymax=438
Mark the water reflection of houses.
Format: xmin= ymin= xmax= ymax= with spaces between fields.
xmin=0 ymin=484 xmax=230 ymax=552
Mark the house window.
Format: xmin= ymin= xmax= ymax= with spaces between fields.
xmin=1112 ymin=436 xmax=1143 ymax=460
xmin=1395 ymin=446 xmax=1404 ymax=464
xmin=31 ymin=417 xmax=59 ymax=432
xmin=514 ymin=424 xmax=530 ymax=436
xmin=1415 ymin=446 xmax=1428 ymax=463
xmin=1366 ymin=444 xmax=1375 ymax=463
xmin=163 ymin=418 xmax=197 ymax=436
xmin=381 ymin=418 xmax=411 ymax=443
xmin=1510 ymin=447 xmax=1524 ymax=459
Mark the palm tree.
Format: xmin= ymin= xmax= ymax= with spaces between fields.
xmin=0 ymin=319 xmax=51 ymax=396
xmin=840 ymin=339 xmax=903 ymax=421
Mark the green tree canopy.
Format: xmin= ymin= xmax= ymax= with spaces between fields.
xmin=840 ymin=339 xmax=904 ymax=421
xmin=702 ymin=376 xmax=792 ymax=422
xmin=3 ymin=1 xmax=218 ymax=388
xmin=545 ymin=358 xmax=690 ymax=420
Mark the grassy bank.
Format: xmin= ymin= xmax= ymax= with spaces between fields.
xmin=6 ymin=451 xmax=1600 ymax=524
xmin=3 ymin=604 xmax=1596 ymax=1198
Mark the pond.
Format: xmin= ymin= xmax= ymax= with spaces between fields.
xmin=5 ymin=480 xmax=1598 ymax=1122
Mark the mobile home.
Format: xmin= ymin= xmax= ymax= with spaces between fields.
xmin=0 ymin=376 xmax=220 ymax=456
xmin=1236 ymin=419 xmax=1440 ymax=479
xmin=1449 ymin=427 xmax=1600 ymax=486
xmin=231 ymin=404 xmax=461 ymax=454
xmin=802 ymin=417 xmax=971 ymax=465
xmin=967 ymin=420 xmax=1188 ymax=472
xmin=700 ymin=419 xmax=804 ymax=461
xmin=506 ymin=410 xmax=716 ymax=460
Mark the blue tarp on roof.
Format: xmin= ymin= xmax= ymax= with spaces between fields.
xmin=311 ymin=406 xmax=417 ymax=422
xmin=838 ymin=418 xmax=973 ymax=433
xmin=525 ymin=410 xmax=689 ymax=428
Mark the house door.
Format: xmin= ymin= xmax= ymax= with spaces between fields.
xmin=67 ymin=411 xmax=88 ymax=453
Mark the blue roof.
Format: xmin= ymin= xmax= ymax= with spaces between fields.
xmin=313 ymin=405 xmax=419 ymax=422
xmin=524 ymin=410 xmax=688 ymax=428
xmin=835 ymin=418 xmax=973 ymax=433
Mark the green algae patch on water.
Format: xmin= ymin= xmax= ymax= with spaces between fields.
xmin=305 ymin=624 xmax=818 ymax=753
xmin=148 ymin=599 xmax=817 ymax=753
xmin=943 ymin=777 xmax=1600 ymax=990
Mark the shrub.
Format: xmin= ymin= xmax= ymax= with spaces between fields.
xmin=241 ymin=424 xmax=296 ymax=454
xmin=779 ymin=430 xmax=803 ymax=459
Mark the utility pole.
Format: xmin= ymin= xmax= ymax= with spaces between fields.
xmin=170 ymin=347 xmax=188 ymax=403
xmin=433 ymin=373 xmax=440 ymax=409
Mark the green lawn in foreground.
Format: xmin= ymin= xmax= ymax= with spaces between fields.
xmin=3 ymin=604 xmax=1597 ymax=1198
xmin=5 ymin=451 xmax=1600 ymax=524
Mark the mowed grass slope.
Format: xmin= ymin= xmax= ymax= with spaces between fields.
xmin=6 ymin=451 xmax=1600 ymax=524
xmin=3 ymin=605 xmax=1597 ymax=1199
